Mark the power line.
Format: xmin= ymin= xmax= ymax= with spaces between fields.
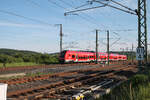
xmin=47 ymin=0 xmax=102 ymax=28
xmin=110 ymin=0 xmax=136 ymax=12
xmin=59 ymin=0 xmax=73 ymax=7
xmin=77 ymin=15 xmax=99 ymax=26
xmin=75 ymin=1 xmax=92 ymax=9
xmin=65 ymin=0 xmax=137 ymax=15
xmin=64 ymin=5 xmax=106 ymax=16
xmin=64 ymin=0 xmax=138 ymax=30
xmin=25 ymin=0 xmax=42 ymax=8
xmin=0 ymin=9 xmax=53 ymax=26
xmin=59 ymin=0 xmax=108 ymax=29
xmin=97 ymin=28 xmax=137 ymax=32
xmin=93 ymin=0 xmax=137 ymax=15
xmin=47 ymin=0 xmax=66 ymax=9
xmin=25 ymin=0 xmax=58 ymax=20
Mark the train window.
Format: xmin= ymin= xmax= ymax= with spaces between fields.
xmin=60 ymin=51 xmax=66 ymax=58
xmin=72 ymin=55 xmax=75 ymax=58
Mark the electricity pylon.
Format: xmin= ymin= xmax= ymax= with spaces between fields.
xmin=137 ymin=0 xmax=148 ymax=65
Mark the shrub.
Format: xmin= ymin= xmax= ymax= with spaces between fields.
xmin=130 ymin=74 xmax=148 ymax=86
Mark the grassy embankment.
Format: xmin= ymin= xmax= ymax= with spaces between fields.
xmin=0 ymin=62 xmax=41 ymax=68
xmin=96 ymin=67 xmax=150 ymax=100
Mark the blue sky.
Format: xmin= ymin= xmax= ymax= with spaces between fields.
xmin=0 ymin=0 xmax=149 ymax=53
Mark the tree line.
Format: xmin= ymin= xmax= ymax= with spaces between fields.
xmin=0 ymin=49 xmax=59 ymax=67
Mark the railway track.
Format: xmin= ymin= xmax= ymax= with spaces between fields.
xmin=7 ymin=64 xmax=137 ymax=100
xmin=0 ymin=63 xmax=96 ymax=72
xmin=0 ymin=61 xmax=128 ymax=75
xmin=0 ymin=64 xmax=130 ymax=85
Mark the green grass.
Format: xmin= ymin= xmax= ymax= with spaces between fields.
xmin=97 ymin=82 xmax=150 ymax=100
xmin=96 ymin=67 xmax=150 ymax=100
xmin=0 ymin=72 xmax=53 ymax=80
xmin=25 ymin=72 xmax=53 ymax=77
xmin=0 ymin=62 xmax=41 ymax=68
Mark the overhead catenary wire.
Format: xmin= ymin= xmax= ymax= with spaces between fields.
xmin=25 ymin=0 xmax=42 ymax=8
xmin=65 ymin=0 xmax=137 ymax=15
xmin=47 ymin=0 xmax=103 ymax=28
xmin=75 ymin=2 xmax=92 ymax=9
xmin=56 ymin=0 xmax=96 ymax=20
xmin=47 ymin=0 xmax=66 ymax=9
xmin=64 ymin=5 xmax=106 ymax=16
xmin=59 ymin=0 xmax=108 ymax=29
xmin=0 ymin=10 xmax=53 ymax=26
xmin=59 ymin=0 xmax=74 ymax=8
xmin=67 ymin=1 xmax=138 ymax=50
xmin=47 ymin=0 xmax=101 ymax=49
xmin=93 ymin=0 xmax=137 ymax=15
xmin=110 ymin=0 xmax=136 ymax=12
xmin=25 ymin=0 xmax=54 ymax=14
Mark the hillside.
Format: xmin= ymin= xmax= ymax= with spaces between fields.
xmin=0 ymin=48 xmax=59 ymax=67
xmin=0 ymin=48 xmax=41 ymax=56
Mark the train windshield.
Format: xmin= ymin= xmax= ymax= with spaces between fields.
xmin=60 ymin=51 xmax=67 ymax=58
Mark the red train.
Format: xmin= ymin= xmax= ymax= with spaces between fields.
xmin=59 ymin=50 xmax=127 ymax=63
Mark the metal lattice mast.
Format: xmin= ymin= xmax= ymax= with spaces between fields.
xmin=137 ymin=0 xmax=148 ymax=64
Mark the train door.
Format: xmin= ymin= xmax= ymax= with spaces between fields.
xmin=76 ymin=54 xmax=78 ymax=62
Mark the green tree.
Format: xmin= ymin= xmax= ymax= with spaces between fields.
xmin=34 ymin=54 xmax=42 ymax=64
xmin=0 ymin=54 xmax=14 ymax=67
xmin=40 ymin=54 xmax=50 ymax=64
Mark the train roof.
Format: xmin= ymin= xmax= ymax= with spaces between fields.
xmin=62 ymin=50 xmax=126 ymax=57
xmin=63 ymin=50 xmax=107 ymax=54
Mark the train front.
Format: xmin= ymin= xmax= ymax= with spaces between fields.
xmin=59 ymin=50 xmax=67 ymax=63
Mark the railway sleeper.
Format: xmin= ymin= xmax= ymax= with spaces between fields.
xmin=7 ymin=66 xmax=133 ymax=99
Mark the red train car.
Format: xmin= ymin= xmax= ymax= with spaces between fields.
xmin=59 ymin=50 xmax=94 ymax=63
xmin=59 ymin=50 xmax=127 ymax=63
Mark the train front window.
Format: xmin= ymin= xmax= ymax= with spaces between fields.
xmin=60 ymin=51 xmax=66 ymax=58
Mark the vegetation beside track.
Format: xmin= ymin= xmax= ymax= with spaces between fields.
xmin=0 ymin=62 xmax=41 ymax=68
xmin=0 ymin=48 xmax=59 ymax=67
xmin=25 ymin=71 xmax=53 ymax=77
xmin=96 ymin=66 xmax=150 ymax=100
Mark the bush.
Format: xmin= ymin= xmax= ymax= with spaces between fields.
xmin=97 ymin=72 xmax=150 ymax=100
xmin=130 ymin=74 xmax=148 ymax=86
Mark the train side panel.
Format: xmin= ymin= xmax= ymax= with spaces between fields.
xmin=59 ymin=50 xmax=127 ymax=63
